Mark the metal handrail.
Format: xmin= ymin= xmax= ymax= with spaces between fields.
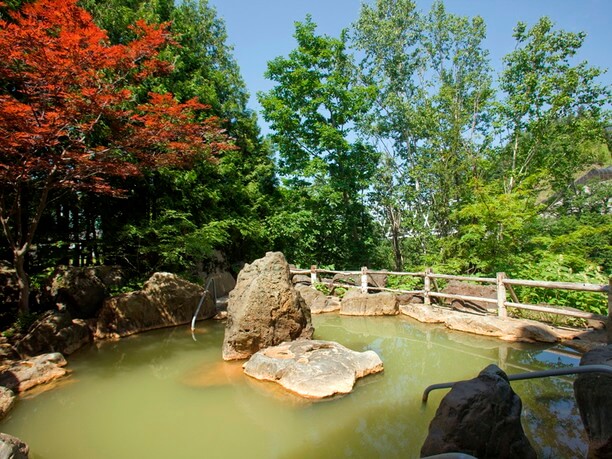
xmin=190 ymin=278 xmax=217 ymax=340
xmin=422 ymin=364 xmax=612 ymax=403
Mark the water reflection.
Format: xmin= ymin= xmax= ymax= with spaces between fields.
xmin=0 ymin=315 xmax=587 ymax=458
xmin=313 ymin=315 xmax=587 ymax=458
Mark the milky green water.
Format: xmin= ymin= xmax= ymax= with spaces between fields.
xmin=0 ymin=315 xmax=586 ymax=458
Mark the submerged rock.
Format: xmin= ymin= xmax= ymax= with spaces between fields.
xmin=243 ymin=340 xmax=383 ymax=399
xmin=574 ymin=344 xmax=612 ymax=459
xmin=222 ymin=252 xmax=313 ymax=361
xmin=421 ymin=364 xmax=536 ymax=459
xmin=0 ymin=353 xmax=68 ymax=393
xmin=95 ymin=272 xmax=215 ymax=339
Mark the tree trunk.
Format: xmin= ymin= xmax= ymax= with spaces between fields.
xmin=14 ymin=249 xmax=30 ymax=315
xmin=388 ymin=206 xmax=403 ymax=271
xmin=392 ymin=229 xmax=403 ymax=272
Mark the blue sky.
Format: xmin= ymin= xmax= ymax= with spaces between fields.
xmin=207 ymin=0 xmax=611 ymax=131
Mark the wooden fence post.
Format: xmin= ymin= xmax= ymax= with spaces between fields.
xmin=606 ymin=277 xmax=612 ymax=344
xmin=424 ymin=268 xmax=432 ymax=306
xmin=361 ymin=267 xmax=369 ymax=294
xmin=497 ymin=272 xmax=507 ymax=319
xmin=310 ymin=265 xmax=317 ymax=290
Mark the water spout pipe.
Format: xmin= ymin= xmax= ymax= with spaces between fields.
xmin=190 ymin=278 xmax=217 ymax=340
xmin=422 ymin=364 xmax=612 ymax=403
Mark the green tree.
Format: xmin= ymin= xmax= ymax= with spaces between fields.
xmin=352 ymin=0 xmax=425 ymax=270
xmin=353 ymin=0 xmax=493 ymax=268
xmin=259 ymin=17 xmax=380 ymax=268
xmin=420 ymin=2 xmax=493 ymax=237
xmin=73 ymin=0 xmax=277 ymax=275
xmin=497 ymin=17 xmax=609 ymax=193
xmin=0 ymin=0 xmax=232 ymax=312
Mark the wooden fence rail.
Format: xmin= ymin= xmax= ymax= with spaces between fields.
xmin=291 ymin=265 xmax=611 ymax=342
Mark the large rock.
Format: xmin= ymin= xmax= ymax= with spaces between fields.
xmin=0 ymin=433 xmax=29 ymax=459
xmin=365 ymin=272 xmax=387 ymax=290
xmin=574 ymin=345 xmax=612 ymax=458
xmin=400 ymin=304 xmax=562 ymax=343
xmin=295 ymin=284 xmax=340 ymax=314
xmin=331 ymin=272 xmax=360 ymax=287
xmin=96 ymin=272 xmax=215 ymax=339
xmin=222 ymin=252 xmax=314 ymax=361
xmin=0 ymin=386 xmax=16 ymax=420
xmin=0 ymin=353 xmax=68 ymax=393
xmin=396 ymin=292 xmax=424 ymax=304
xmin=15 ymin=310 xmax=91 ymax=357
xmin=0 ymin=337 xmax=19 ymax=363
xmin=243 ymin=340 xmax=383 ymax=398
xmin=441 ymin=281 xmax=497 ymax=313
xmin=291 ymin=274 xmax=312 ymax=285
xmin=421 ymin=364 xmax=536 ymax=459
xmin=332 ymin=272 xmax=387 ymax=290
xmin=43 ymin=266 xmax=124 ymax=318
xmin=340 ymin=289 xmax=398 ymax=316
xmin=204 ymin=270 xmax=235 ymax=298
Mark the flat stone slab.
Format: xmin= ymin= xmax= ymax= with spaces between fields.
xmin=399 ymin=304 xmax=585 ymax=343
xmin=243 ymin=340 xmax=383 ymax=399
xmin=0 ymin=353 xmax=68 ymax=393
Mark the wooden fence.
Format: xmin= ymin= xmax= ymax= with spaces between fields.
xmin=291 ymin=265 xmax=611 ymax=341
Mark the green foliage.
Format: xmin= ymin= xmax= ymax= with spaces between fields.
xmin=14 ymin=312 xmax=39 ymax=333
xmin=441 ymin=178 xmax=542 ymax=274
xmin=353 ymin=0 xmax=494 ymax=269
xmin=314 ymin=283 xmax=331 ymax=295
xmin=1 ymin=0 xmax=609 ymax=326
xmin=513 ymin=253 xmax=608 ymax=315
xmin=386 ymin=274 xmax=422 ymax=291
xmin=66 ymin=0 xmax=277 ymax=278
xmin=107 ymin=278 xmax=144 ymax=295
xmin=121 ymin=208 xmax=260 ymax=275
xmin=259 ymin=17 xmax=382 ymax=269
xmin=496 ymin=17 xmax=610 ymax=193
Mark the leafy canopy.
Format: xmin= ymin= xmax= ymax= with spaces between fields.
xmin=0 ymin=0 xmax=234 ymax=312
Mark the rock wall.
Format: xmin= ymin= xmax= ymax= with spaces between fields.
xmin=400 ymin=303 xmax=564 ymax=343
xmin=440 ymin=280 xmax=497 ymax=313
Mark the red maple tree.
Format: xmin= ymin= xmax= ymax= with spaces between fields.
xmin=0 ymin=0 xmax=235 ymax=314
